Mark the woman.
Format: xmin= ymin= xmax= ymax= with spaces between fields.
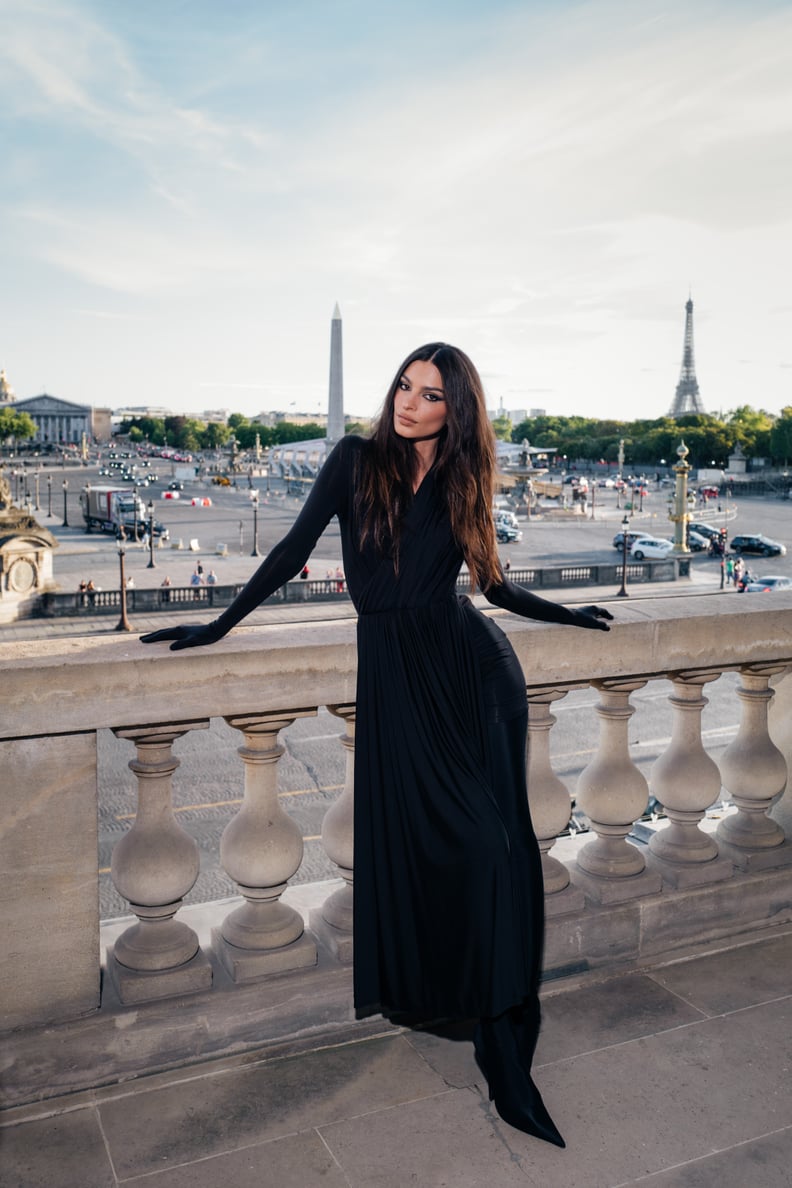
xmin=142 ymin=343 xmax=611 ymax=1147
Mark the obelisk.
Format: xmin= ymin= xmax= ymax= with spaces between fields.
xmin=327 ymin=303 xmax=344 ymax=444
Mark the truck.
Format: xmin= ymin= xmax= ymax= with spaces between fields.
xmin=80 ymin=486 xmax=169 ymax=541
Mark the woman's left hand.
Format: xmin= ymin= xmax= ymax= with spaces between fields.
xmin=570 ymin=605 xmax=613 ymax=631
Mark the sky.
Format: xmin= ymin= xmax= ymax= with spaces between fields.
xmin=1 ymin=0 xmax=791 ymax=424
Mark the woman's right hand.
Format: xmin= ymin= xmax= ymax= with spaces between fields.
xmin=140 ymin=622 xmax=224 ymax=651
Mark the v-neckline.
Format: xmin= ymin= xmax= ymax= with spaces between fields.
xmin=412 ymin=461 xmax=437 ymax=497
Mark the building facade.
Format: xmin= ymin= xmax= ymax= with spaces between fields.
xmin=9 ymin=394 xmax=112 ymax=444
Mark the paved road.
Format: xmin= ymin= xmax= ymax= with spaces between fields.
xmin=9 ymin=460 xmax=790 ymax=918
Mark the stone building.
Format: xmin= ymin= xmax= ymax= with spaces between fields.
xmin=8 ymin=393 xmax=113 ymax=444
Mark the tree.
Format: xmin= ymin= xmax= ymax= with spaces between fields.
xmin=271 ymin=422 xmax=326 ymax=444
xmin=726 ymin=405 xmax=773 ymax=458
xmin=120 ymin=415 xmax=166 ymax=445
xmin=0 ymin=408 xmax=37 ymax=443
xmin=490 ymin=415 xmax=513 ymax=441
xmin=200 ymin=422 xmax=232 ymax=449
xmin=770 ymin=408 xmax=792 ymax=465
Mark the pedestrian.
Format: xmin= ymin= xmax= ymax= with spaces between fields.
xmin=720 ymin=556 xmax=726 ymax=589
xmin=190 ymin=569 xmax=204 ymax=599
xmin=206 ymin=569 xmax=218 ymax=585
xmin=126 ymin=576 xmax=135 ymax=589
xmin=725 ymin=555 xmax=734 ymax=586
xmin=141 ymin=341 xmax=612 ymax=1147
xmin=161 ymin=575 xmax=172 ymax=604
xmin=504 ymin=557 xmax=511 ymax=572
xmin=732 ymin=557 xmax=743 ymax=587
xmin=86 ymin=578 xmax=96 ymax=607
xmin=335 ymin=565 xmax=345 ymax=593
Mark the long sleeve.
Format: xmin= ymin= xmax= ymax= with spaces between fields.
xmin=484 ymin=574 xmax=583 ymax=627
xmin=211 ymin=437 xmax=351 ymax=637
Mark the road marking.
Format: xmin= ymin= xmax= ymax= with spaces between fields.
xmin=113 ymin=783 xmax=345 ymax=821
xmin=98 ymin=830 xmax=326 ymax=874
xmin=549 ymin=725 xmax=738 ymax=762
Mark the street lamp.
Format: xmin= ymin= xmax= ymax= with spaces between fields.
xmin=47 ymin=474 xmax=52 ymax=517
xmin=133 ymin=483 xmax=139 ymax=542
xmin=251 ymin=490 xmax=260 ymax=557
xmin=84 ymin=483 xmax=91 ymax=533
xmin=34 ymin=470 xmax=41 ymax=512
xmin=115 ymin=527 xmax=132 ymax=632
xmin=146 ymin=500 xmax=156 ymax=568
xmin=669 ymin=441 xmax=692 ymax=554
xmin=617 ymin=513 xmax=630 ymax=597
xmin=62 ymin=480 xmax=69 ymax=527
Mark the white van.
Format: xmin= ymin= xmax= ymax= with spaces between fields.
xmin=494 ymin=509 xmax=519 ymax=530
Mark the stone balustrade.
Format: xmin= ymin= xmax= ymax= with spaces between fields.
xmin=2 ymin=592 xmax=792 ymax=1104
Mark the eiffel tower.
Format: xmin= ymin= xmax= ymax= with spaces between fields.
xmin=669 ymin=296 xmax=705 ymax=417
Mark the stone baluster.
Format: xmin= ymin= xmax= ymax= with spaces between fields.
xmin=310 ymin=704 xmax=355 ymax=961
xmin=574 ymin=679 xmax=662 ymax=901
xmin=213 ymin=711 xmax=318 ymax=981
xmin=647 ymin=672 xmax=732 ymax=886
xmin=525 ymin=688 xmax=583 ymax=914
xmin=717 ymin=664 xmax=792 ymax=870
xmin=109 ymin=721 xmax=212 ymax=1003
xmin=768 ymin=670 xmax=792 ymax=839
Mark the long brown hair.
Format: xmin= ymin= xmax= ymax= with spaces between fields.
xmin=356 ymin=343 xmax=501 ymax=591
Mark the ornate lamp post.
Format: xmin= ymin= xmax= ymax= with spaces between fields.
xmin=669 ymin=441 xmax=692 ymax=554
xmin=617 ymin=513 xmax=631 ymax=598
xmin=47 ymin=473 xmax=52 ymax=517
xmin=251 ymin=490 xmax=261 ymax=557
xmin=147 ymin=500 xmax=156 ymax=568
xmin=133 ymin=483 xmax=139 ymax=542
xmin=62 ymin=480 xmax=69 ymax=528
xmin=116 ymin=528 xmax=132 ymax=632
xmin=83 ymin=483 xmax=91 ymax=533
xmin=34 ymin=469 xmax=41 ymax=512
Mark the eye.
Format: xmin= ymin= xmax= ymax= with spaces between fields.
xmin=398 ymin=380 xmax=410 ymax=391
xmin=423 ymin=392 xmax=444 ymax=403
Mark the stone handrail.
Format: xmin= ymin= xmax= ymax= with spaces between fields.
xmin=2 ymin=590 xmax=792 ymax=1063
xmin=32 ymin=560 xmax=682 ymax=620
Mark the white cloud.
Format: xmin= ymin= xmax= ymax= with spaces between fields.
xmin=1 ymin=0 xmax=791 ymax=420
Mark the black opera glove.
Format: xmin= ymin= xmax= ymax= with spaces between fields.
xmin=569 ymin=605 xmax=613 ymax=632
xmin=140 ymin=621 xmax=225 ymax=651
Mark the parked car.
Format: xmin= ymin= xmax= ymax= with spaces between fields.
xmin=117 ymin=519 xmax=169 ymax=542
xmin=743 ymin=575 xmax=792 ymax=593
xmin=730 ymin=533 xmax=787 ymax=557
xmin=496 ymin=524 xmax=522 ymax=544
xmin=612 ymin=530 xmax=644 ymax=550
xmin=688 ymin=521 xmax=722 ymax=541
xmin=631 ymin=537 xmax=674 ymax=560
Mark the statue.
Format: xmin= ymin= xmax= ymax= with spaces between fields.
xmin=0 ymin=465 xmax=58 ymax=622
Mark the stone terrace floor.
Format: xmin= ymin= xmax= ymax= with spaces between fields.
xmin=2 ymin=925 xmax=791 ymax=1187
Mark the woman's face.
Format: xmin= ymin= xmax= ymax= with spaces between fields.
xmin=393 ymin=359 xmax=448 ymax=440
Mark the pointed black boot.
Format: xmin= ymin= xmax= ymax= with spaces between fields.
xmin=474 ymin=1014 xmax=565 ymax=1149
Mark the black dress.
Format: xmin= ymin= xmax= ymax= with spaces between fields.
xmin=213 ymin=436 xmax=579 ymax=1027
